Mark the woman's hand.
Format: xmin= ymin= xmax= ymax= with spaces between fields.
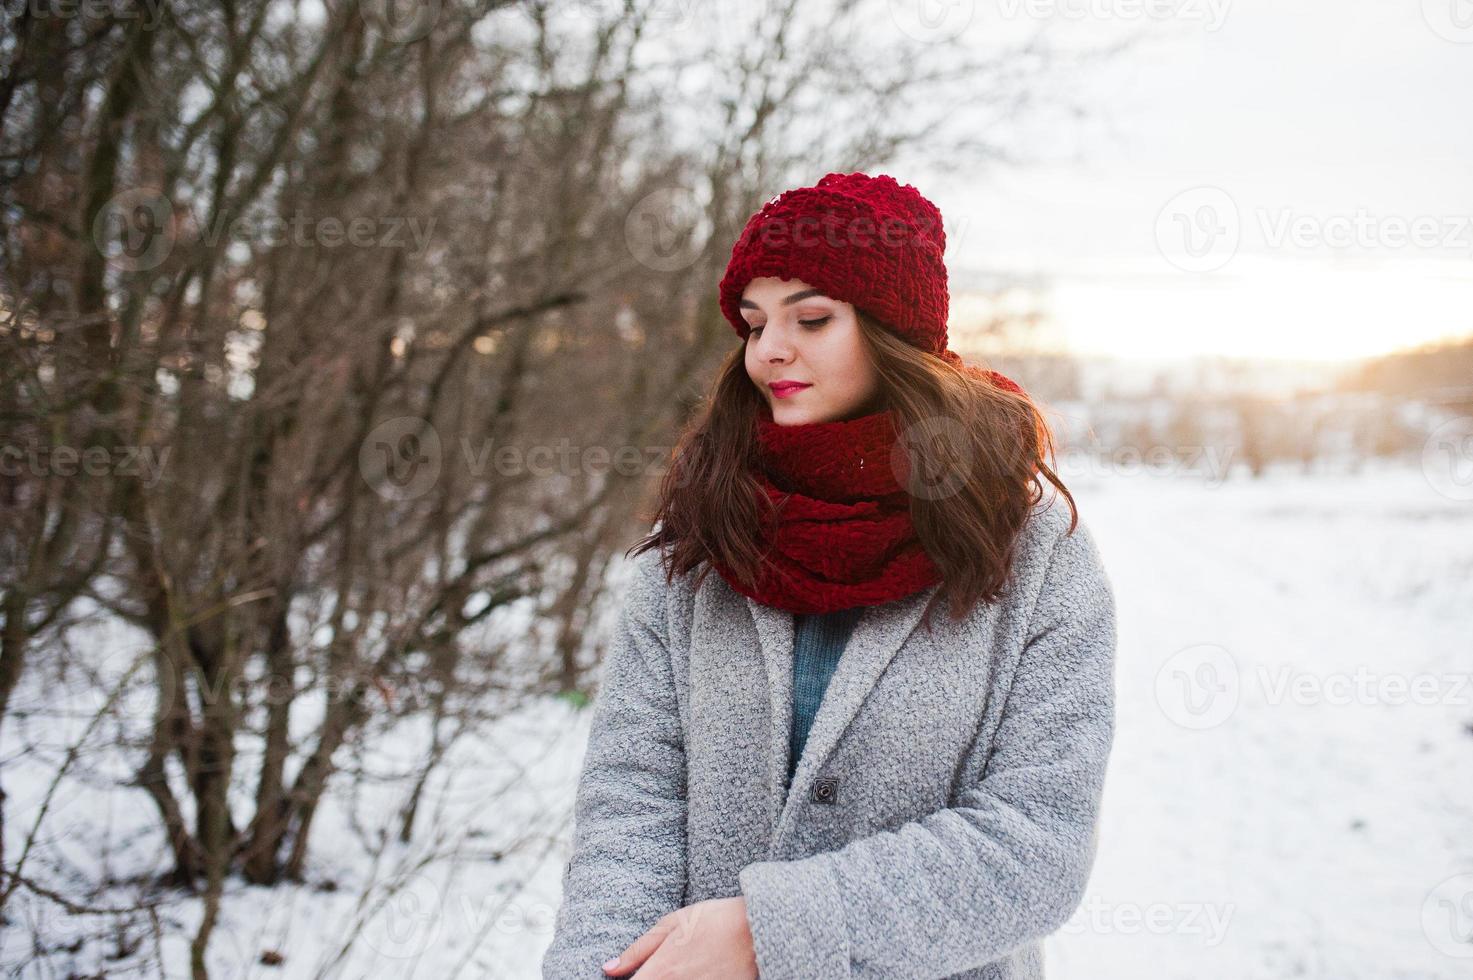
xmin=602 ymin=896 xmax=757 ymax=979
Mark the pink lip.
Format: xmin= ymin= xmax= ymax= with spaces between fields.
xmin=768 ymin=382 xmax=811 ymax=399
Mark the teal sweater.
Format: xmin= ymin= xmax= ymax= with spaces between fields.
xmin=787 ymin=605 xmax=866 ymax=782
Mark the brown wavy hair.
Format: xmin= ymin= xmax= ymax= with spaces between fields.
xmin=628 ymin=308 xmax=1077 ymax=626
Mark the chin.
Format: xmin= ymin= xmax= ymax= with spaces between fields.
xmin=769 ymin=402 xmax=821 ymax=426
xmin=776 ymin=406 xmax=841 ymax=426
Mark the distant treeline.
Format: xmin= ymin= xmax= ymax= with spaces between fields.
xmin=1342 ymin=336 xmax=1473 ymax=404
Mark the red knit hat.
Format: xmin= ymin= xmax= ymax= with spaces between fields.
xmin=718 ymin=171 xmax=952 ymax=354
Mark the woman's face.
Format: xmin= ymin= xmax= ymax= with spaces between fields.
xmin=741 ymin=277 xmax=884 ymax=426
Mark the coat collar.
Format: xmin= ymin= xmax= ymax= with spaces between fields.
xmin=745 ymin=584 xmax=943 ymax=850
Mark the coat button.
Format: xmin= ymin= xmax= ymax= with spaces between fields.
xmin=811 ymin=776 xmax=839 ymax=805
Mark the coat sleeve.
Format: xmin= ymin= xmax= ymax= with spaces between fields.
xmin=541 ymin=547 xmax=688 ymax=978
xmin=737 ymin=517 xmax=1117 ymax=979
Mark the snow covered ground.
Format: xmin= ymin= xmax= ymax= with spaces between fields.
xmin=1048 ymin=457 xmax=1473 ymax=980
xmin=4 ymin=457 xmax=1470 ymax=978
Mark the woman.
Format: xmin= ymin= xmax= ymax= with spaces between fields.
xmin=542 ymin=172 xmax=1117 ymax=979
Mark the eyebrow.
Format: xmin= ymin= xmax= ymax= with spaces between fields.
xmin=739 ymin=288 xmax=826 ymax=310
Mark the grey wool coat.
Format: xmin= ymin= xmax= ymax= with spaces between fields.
xmin=543 ymin=497 xmax=1117 ymax=979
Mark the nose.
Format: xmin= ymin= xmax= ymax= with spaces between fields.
xmin=751 ymin=324 xmax=792 ymax=362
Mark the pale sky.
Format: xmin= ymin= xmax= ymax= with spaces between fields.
xmin=906 ymin=0 xmax=1473 ymax=361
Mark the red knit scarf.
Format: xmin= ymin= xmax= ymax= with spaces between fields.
xmin=712 ymin=367 xmax=1024 ymax=615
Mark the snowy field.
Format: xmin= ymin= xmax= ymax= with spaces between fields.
xmin=1049 ymin=458 xmax=1473 ymax=979
xmin=4 ymin=458 xmax=1470 ymax=978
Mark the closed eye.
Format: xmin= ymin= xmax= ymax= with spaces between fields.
xmin=748 ymin=315 xmax=831 ymax=337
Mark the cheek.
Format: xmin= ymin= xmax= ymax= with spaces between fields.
xmin=822 ymin=330 xmax=870 ymax=379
